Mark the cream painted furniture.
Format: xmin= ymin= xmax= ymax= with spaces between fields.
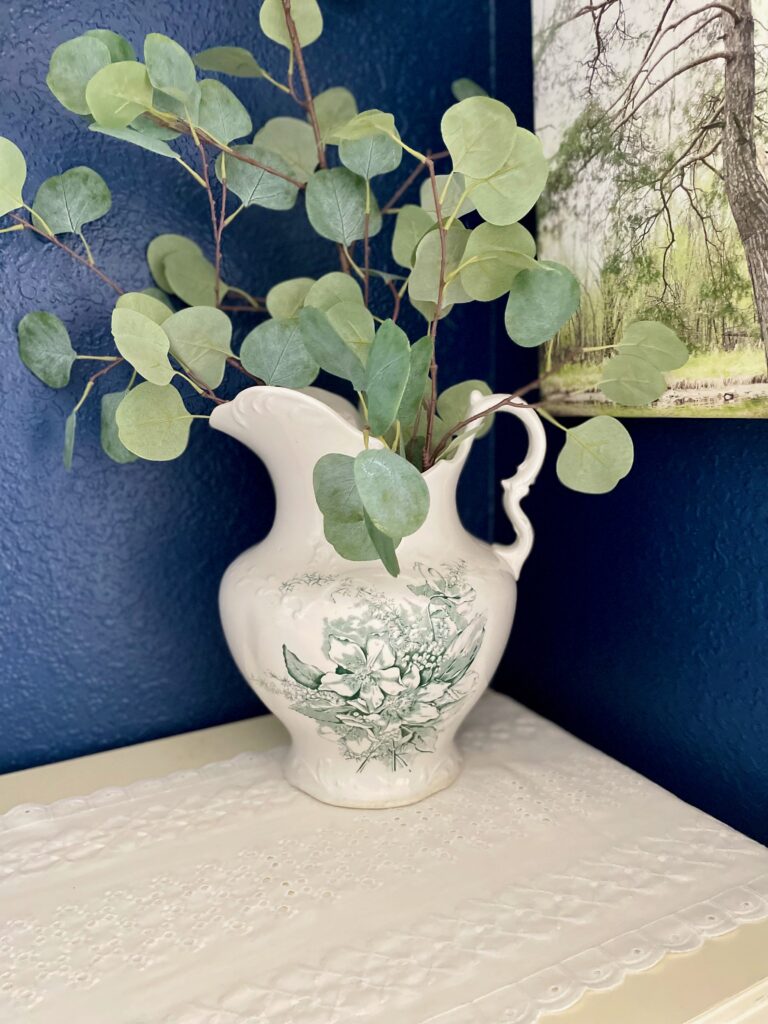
xmin=1 ymin=693 xmax=767 ymax=1024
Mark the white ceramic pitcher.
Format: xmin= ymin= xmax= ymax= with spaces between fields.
xmin=210 ymin=385 xmax=546 ymax=808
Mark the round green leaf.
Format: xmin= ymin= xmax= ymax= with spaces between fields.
xmin=365 ymin=319 xmax=411 ymax=436
xmin=409 ymin=297 xmax=454 ymax=324
xmin=326 ymin=301 xmax=375 ymax=362
xmin=504 ymin=260 xmax=580 ymax=347
xmin=241 ymin=318 xmax=319 ymax=387
xmin=194 ymin=46 xmax=265 ymax=78
xmin=410 ymin=223 xmax=471 ymax=306
xmin=313 ymin=453 xmax=362 ymax=523
xmin=599 ymin=353 xmax=666 ymax=406
xmin=90 ymin=123 xmax=178 ymax=157
xmin=153 ymin=81 xmax=201 ymax=124
xmin=354 ymin=448 xmax=429 ymax=539
xmin=253 ymin=117 xmax=317 ymax=182
xmin=314 ymin=87 xmax=358 ymax=144
xmin=85 ymin=61 xmax=153 ymax=129
xmin=363 ymin=511 xmax=400 ymax=576
xmin=197 ymin=79 xmax=252 ymax=144
xmin=127 ymin=113 xmax=181 ymax=140
xmin=467 ymin=128 xmax=549 ymax=225
xmin=304 ymin=272 xmax=363 ymax=311
xmin=46 ymin=36 xmax=112 ymax=115
xmin=17 ymin=311 xmax=76 ymax=389
xmin=266 ymin=277 xmax=315 ymax=319
xmin=116 ymin=290 xmax=173 ymax=324
xmin=396 ymin=335 xmax=433 ymax=430
xmin=419 ymin=173 xmax=475 ymax=220
xmin=259 ymin=0 xmax=323 ymax=48
xmin=339 ymin=132 xmax=402 ymax=179
xmin=451 ymin=78 xmax=488 ymax=101
xmin=147 ymin=234 xmax=202 ymax=293
xmin=297 ymin=307 xmax=366 ymax=389
xmin=556 ymin=417 xmax=634 ymax=495
xmin=85 ymin=29 xmax=136 ymax=63
xmin=111 ymin=307 xmax=174 ymax=384
xmin=323 ymin=517 xmax=378 ymax=561
xmin=0 ymin=137 xmax=26 ymax=217
xmin=163 ymin=306 xmax=233 ymax=388
xmin=305 ymin=167 xmax=381 ymax=246
xmin=144 ymin=33 xmax=197 ymax=106
xmin=334 ymin=109 xmax=396 ymax=142
xmin=163 ymin=249 xmax=220 ymax=307
xmin=392 ymin=204 xmax=433 ymax=268
xmin=218 ymin=144 xmax=300 ymax=209
xmin=116 ymin=382 xmax=193 ymax=461
xmin=32 ymin=166 xmax=111 ymax=236
xmin=101 ymin=391 xmax=138 ymax=464
xmin=460 ymin=222 xmax=537 ymax=302
xmin=143 ymin=287 xmax=175 ymax=309
xmin=441 ymin=96 xmax=516 ymax=179
xmin=437 ymin=379 xmax=494 ymax=439
xmin=617 ymin=320 xmax=688 ymax=371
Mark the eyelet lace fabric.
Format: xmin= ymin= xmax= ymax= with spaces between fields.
xmin=1 ymin=692 xmax=767 ymax=1023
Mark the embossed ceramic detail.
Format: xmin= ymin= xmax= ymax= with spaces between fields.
xmin=209 ymin=385 xmax=547 ymax=807
xmin=277 ymin=562 xmax=486 ymax=771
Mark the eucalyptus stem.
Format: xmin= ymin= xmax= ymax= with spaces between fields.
xmin=422 ymin=154 xmax=448 ymax=469
xmin=9 ymin=213 xmax=124 ymax=295
xmin=380 ymin=149 xmax=449 ymax=213
xmin=537 ymin=406 xmax=567 ymax=431
xmin=430 ymin=381 xmax=543 ymax=462
xmin=386 ymin=278 xmax=402 ymax=322
xmin=363 ymin=180 xmax=371 ymax=307
xmin=195 ymin=138 xmax=223 ymax=306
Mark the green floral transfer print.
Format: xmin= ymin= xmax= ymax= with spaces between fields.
xmin=280 ymin=561 xmax=486 ymax=770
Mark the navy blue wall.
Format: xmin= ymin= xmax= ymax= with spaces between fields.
xmin=0 ymin=0 xmax=501 ymax=771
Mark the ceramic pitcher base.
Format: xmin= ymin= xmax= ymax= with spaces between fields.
xmin=282 ymin=745 xmax=462 ymax=809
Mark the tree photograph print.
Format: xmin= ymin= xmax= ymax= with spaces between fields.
xmin=535 ymin=0 xmax=768 ymax=417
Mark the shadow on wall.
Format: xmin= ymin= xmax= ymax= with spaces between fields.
xmin=0 ymin=0 xmax=505 ymax=772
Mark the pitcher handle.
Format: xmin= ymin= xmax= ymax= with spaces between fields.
xmin=468 ymin=391 xmax=547 ymax=581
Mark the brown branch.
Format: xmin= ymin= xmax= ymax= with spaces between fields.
xmin=386 ymin=279 xmax=401 ymax=323
xmin=431 ymin=381 xmax=542 ymax=463
xmin=381 ymin=150 xmax=449 ymax=213
xmin=10 ymin=214 xmax=124 ymax=294
xmin=422 ymin=155 xmax=448 ymax=470
xmin=88 ymin=357 xmax=124 ymax=383
xmin=281 ymin=0 xmax=326 ymax=170
xmin=613 ymin=51 xmax=733 ymax=131
xmin=195 ymin=138 xmax=224 ymax=306
xmin=219 ymin=303 xmax=265 ymax=313
xmin=227 ymin=356 xmax=264 ymax=385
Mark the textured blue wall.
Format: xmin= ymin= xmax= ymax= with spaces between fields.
xmin=0 ymin=0 xmax=502 ymax=771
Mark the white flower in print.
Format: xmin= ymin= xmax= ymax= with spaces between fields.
xmin=320 ymin=636 xmax=418 ymax=711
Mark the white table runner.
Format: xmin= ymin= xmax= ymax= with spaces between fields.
xmin=2 ymin=692 xmax=767 ymax=1023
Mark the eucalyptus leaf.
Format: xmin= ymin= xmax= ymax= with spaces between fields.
xmin=90 ymin=124 xmax=179 ymax=157
xmin=314 ymin=87 xmax=358 ymax=144
xmin=437 ymin=379 xmax=493 ymax=439
xmin=85 ymin=61 xmax=153 ymax=129
xmin=297 ymin=307 xmax=366 ymax=389
xmin=32 ymin=166 xmax=111 ymax=236
xmin=313 ymin=453 xmax=362 ymax=523
xmin=129 ymin=113 xmax=181 ymax=141
xmin=617 ymin=320 xmax=688 ymax=371
xmin=197 ymin=79 xmax=252 ymax=144
xmin=194 ymin=46 xmax=265 ymax=78
xmin=409 ymin=296 xmax=454 ymax=324
xmin=240 ymin=317 xmax=319 ymax=387
xmin=163 ymin=306 xmax=233 ymax=388
xmin=365 ymin=319 xmax=411 ymax=435
xmin=17 ymin=311 xmax=76 ymax=389
xmin=441 ymin=97 xmax=516 ymax=178
xmin=147 ymin=234 xmax=202 ymax=293
xmin=111 ymin=307 xmax=174 ymax=384
xmin=325 ymin=301 xmax=375 ymax=361
xmin=354 ymin=447 xmax=429 ymax=539
xmin=153 ymin=82 xmax=202 ymax=123
xmin=396 ymin=334 xmax=432 ymax=429
xmin=163 ymin=249 xmax=221 ymax=307
xmin=0 ymin=137 xmax=26 ymax=217
xmin=466 ymin=128 xmax=549 ymax=225
xmin=116 ymin=290 xmax=173 ymax=324
xmin=143 ymin=287 xmax=175 ymax=308
xmin=46 ymin=36 xmax=112 ymax=115
xmin=259 ymin=0 xmax=323 ymax=48
xmin=556 ymin=416 xmax=634 ymax=494
xmin=339 ymin=132 xmax=402 ymax=179
xmin=451 ymin=78 xmax=488 ymax=101
xmin=116 ymin=381 xmax=193 ymax=461
xmin=599 ymin=353 xmax=666 ymax=406
xmin=363 ymin=510 xmax=400 ymax=577
xmin=303 ymin=272 xmax=363 ymax=311
xmin=504 ymin=260 xmax=580 ymax=347
xmin=265 ymin=277 xmax=315 ymax=319
xmin=63 ymin=411 xmax=77 ymax=470
xmin=101 ymin=391 xmax=138 ymax=463
xmin=324 ymin=517 xmax=379 ymax=561
xmin=392 ymin=205 xmax=433 ymax=268
xmin=410 ymin=222 xmax=471 ymax=306
xmin=460 ymin=222 xmax=537 ymax=302
xmin=218 ymin=144 xmax=299 ymax=209
xmin=144 ymin=33 xmax=197 ymax=106
xmin=334 ymin=109 xmax=396 ymax=142
xmin=419 ymin=173 xmax=475 ymax=220
xmin=253 ymin=117 xmax=317 ymax=182
xmin=305 ymin=167 xmax=381 ymax=246
xmin=85 ymin=29 xmax=136 ymax=63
